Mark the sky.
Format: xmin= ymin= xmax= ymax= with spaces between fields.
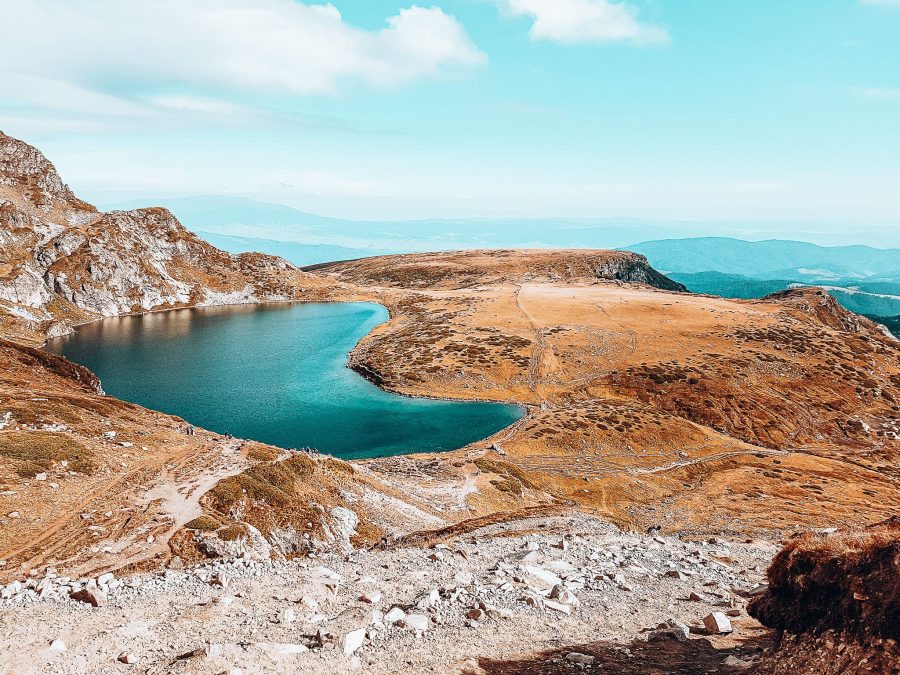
xmin=1 ymin=0 xmax=899 ymax=232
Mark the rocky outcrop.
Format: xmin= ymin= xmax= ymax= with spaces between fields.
xmin=764 ymin=286 xmax=882 ymax=334
xmin=0 ymin=131 xmax=320 ymax=339
xmin=591 ymin=252 xmax=687 ymax=292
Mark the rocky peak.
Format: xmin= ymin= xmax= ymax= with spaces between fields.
xmin=0 ymin=132 xmax=317 ymax=340
xmin=0 ymin=131 xmax=94 ymax=212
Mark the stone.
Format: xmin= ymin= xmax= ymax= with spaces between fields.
xmin=400 ymin=614 xmax=429 ymax=631
xmin=117 ymin=652 xmax=139 ymax=665
xmin=689 ymin=591 xmax=704 ymax=601
xmin=49 ymin=639 xmax=67 ymax=652
xmin=523 ymin=565 xmax=562 ymax=589
xmin=723 ymin=656 xmax=753 ymax=670
xmin=359 ymin=591 xmax=381 ymax=605
xmin=344 ymin=628 xmax=366 ymax=656
xmin=281 ymin=608 xmax=296 ymax=624
xmin=97 ymin=572 xmax=114 ymax=585
xmin=543 ymin=599 xmax=571 ymax=614
xmin=466 ymin=608 xmax=484 ymax=621
xmin=703 ymin=612 xmax=733 ymax=634
xmin=566 ymin=652 xmax=595 ymax=665
xmin=415 ymin=589 xmax=440 ymax=609
xmin=385 ymin=607 xmax=406 ymax=624
xmin=656 ymin=618 xmax=690 ymax=640
xmin=210 ymin=573 xmax=229 ymax=588
xmin=549 ymin=584 xmax=579 ymax=607
xmin=70 ymin=587 xmax=105 ymax=607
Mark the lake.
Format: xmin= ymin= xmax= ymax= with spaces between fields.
xmin=46 ymin=302 xmax=523 ymax=459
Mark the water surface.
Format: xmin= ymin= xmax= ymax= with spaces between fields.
xmin=47 ymin=303 xmax=522 ymax=459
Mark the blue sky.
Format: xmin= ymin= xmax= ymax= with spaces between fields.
xmin=1 ymin=0 xmax=899 ymax=229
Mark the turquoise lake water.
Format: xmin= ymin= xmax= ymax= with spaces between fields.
xmin=46 ymin=303 xmax=523 ymax=460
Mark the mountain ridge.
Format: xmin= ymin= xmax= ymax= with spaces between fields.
xmin=0 ymin=131 xmax=333 ymax=343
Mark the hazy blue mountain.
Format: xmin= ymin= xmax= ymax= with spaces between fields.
xmin=870 ymin=315 xmax=899 ymax=338
xmin=102 ymin=196 xmax=899 ymax=252
xmin=624 ymin=237 xmax=900 ymax=280
xmin=669 ymin=272 xmax=900 ymax=321
xmin=825 ymin=287 xmax=900 ymax=319
xmin=197 ymin=232 xmax=393 ymax=268
xmin=668 ymin=272 xmax=797 ymax=299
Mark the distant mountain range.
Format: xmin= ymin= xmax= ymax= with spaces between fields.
xmin=104 ymin=197 xmax=899 ymax=335
xmin=624 ymin=237 xmax=899 ymax=280
xmin=104 ymin=195 xmax=900 ymax=252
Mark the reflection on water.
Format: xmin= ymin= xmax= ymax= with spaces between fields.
xmin=47 ymin=302 xmax=523 ymax=460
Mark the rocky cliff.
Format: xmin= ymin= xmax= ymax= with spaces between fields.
xmin=0 ymin=131 xmax=324 ymax=341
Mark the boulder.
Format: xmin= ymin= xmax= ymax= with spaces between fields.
xmin=384 ymin=607 xmax=406 ymax=625
xmin=400 ymin=614 xmax=429 ymax=631
xmin=70 ymin=587 xmax=105 ymax=607
xmin=343 ymin=628 xmax=366 ymax=656
xmin=703 ymin=612 xmax=733 ymax=634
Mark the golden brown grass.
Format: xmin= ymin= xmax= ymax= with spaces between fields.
xmin=183 ymin=515 xmax=222 ymax=531
xmin=0 ymin=431 xmax=96 ymax=475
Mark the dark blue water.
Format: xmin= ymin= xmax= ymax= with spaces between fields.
xmin=46 ymin=303 xmax=522 ymax=459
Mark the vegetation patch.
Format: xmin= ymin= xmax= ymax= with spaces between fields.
xmin=0 ymin=431 xmax=96 ymax=475
xmin=217 ymin=523 xmax=250 ymax=541
xmin=490 ymin=478 xmax=524 ymax=496
xmin=245 ymin=444 xmax=280 ymax=462
xmin=205 ymin=454 xmax=318 ymax=512
xmin=183 ymin=515 xmax=222 ymax=531
xmin=475 ymin=457 xmax=539 ymax=490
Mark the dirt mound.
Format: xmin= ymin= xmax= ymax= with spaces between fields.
xmin=748 ymin=519 xmax=900 ymax=673
xmin=748 ymin=518 xmax=899 ymax=639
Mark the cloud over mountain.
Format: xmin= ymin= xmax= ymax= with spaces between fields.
xmin=500 ymin=0 xmax=669 ymax=45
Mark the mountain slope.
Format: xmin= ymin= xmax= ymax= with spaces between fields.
xmin=0 ymin=132 xmax=330 ymax=342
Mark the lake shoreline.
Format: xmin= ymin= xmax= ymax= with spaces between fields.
xmin=46 ymin=301 xmax=526 ymax=459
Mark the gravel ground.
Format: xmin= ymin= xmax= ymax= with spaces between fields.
xmin=0 ymin=514 xmax=778 ymax=674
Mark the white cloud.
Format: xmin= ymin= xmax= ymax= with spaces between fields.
xmin=500 ymin=0 xmax=669 ymax=45
xmin=860 ymin=0 xmax=900 ymax=6
xmin=851 ymin=86 xmax=900 ymax=100
xmin=0 ymin=0 xmax=484 ymax=123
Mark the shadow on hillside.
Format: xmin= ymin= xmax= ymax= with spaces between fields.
xmin=469 ymin=631 xmax=772 ymax=675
